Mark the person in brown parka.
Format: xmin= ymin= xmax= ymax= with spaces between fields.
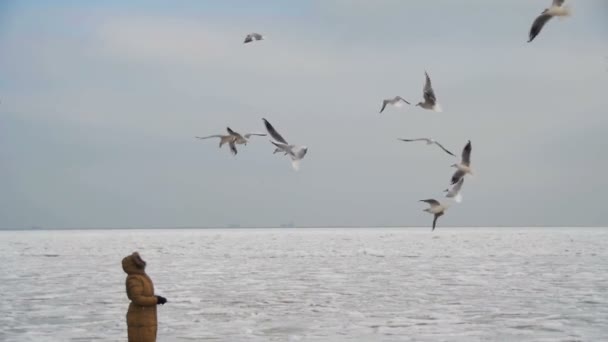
xmin=122 ymin=252 xmax=167 ymax=342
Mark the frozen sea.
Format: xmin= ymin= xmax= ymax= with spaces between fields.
xmin=0 ymin=228 xmax=607 ymax=342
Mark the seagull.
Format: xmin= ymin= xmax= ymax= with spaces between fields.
xmin=450 ymin=140 xmax=473 ymax=185
xmin=415 ymin=71 xmax=442 ymax=112
xmin=397 ymin=138 xmax=455 ymax=157
xmin=263 ymin=118 xmax=308 ymax=171
xmin=196 ymin=127 xmax=265 ymax=156
xmin=195 ymin=133 xmax=236 ymax=155
xmin=226 ymin=127 xmax=267 ymax=145
xmin=244 ymin=33 xmax=264 ymax=44
xmin=420 ymin=199 xmax=448 ymax=231
xmin=528 ymin=0 xmax=571 ymax=43
xmin=444 ymin=177 xmax=464 ymax=203
xmin=379 ymin=96 xmax=410 ymax=113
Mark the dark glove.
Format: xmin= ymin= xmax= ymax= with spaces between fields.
xmin=156 ymin=295 xmax=167 ymax=305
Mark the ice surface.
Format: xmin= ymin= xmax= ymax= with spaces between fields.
xmin=0 ymin=228 xmax=607 ymax=341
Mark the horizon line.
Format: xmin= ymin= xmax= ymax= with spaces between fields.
xmin=1 ymin=225 xmax=606 ymax=231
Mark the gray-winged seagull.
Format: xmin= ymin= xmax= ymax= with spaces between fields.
xmin=379 ymin=96 xmax=410 ymax=113
xmin=244 ymin=33 xmax=264 ymax=44
xmin=263 ymin=118 xmax=308 ymax=171
xmin=226 ymin=127 xmax=267 ymax=145
xmin=450 ymin=140 xmax=473 ymax=185
xmin=397 ymin=138 xmax=455 ymax=156
xmin=420 ymin=199 xmax=448 ymax=231
xmin=196 ymin=127 xmax=265 ymax=156
xmin=528 ymin=0 xmax=571 ymax=43
xmin=415 ymin=71 xmax=442 ymax=112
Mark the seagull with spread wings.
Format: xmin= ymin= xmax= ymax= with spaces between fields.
xmin=450 ymin=140 xmax=473 ymax=185
xmin=397 ymin=138 xmax=455 ymax=157
xmin=263 ymin=118 xmax=308 ymax=171
xmin=415 ymin=71 xmax=442 ymax=112
xmin=420 ymin=199 xmax=448 ymax=231
xmin=379 ymin=96 xmax=410 ymax=114
xmin=528 ymin=0 xmax=571 ymax=43
xmin=225 ymin=127 xmax=267 ymax=145
xmin=196 ymin=127 xmax=265 ymax=156
xmin=244 ymin=33 xmax=264 ymax=44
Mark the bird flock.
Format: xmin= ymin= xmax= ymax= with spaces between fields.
xmin=196 ymin=0 xmax=572 ymax=231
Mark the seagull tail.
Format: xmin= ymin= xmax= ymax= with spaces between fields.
xmin=454 ymin=193 xmax=463 ymax=203
xmin=433 ymin=103 xmax=443 ymax=113
xmin=291 ymin=159 xmax=301 ymax=171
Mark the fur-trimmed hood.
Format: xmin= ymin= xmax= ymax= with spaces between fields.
xmin=122 ymin=252 xmax=147 ymax=275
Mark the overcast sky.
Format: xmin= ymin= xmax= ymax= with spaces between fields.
xmin=0 ymin=0 xmax=607 ymax=229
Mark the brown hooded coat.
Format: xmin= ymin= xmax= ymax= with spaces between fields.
xmin=122 ymin=252 xmax=158 ymax=342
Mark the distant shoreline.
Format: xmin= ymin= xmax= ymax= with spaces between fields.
xmin=0 ymin=226 xmax=606 ymax=231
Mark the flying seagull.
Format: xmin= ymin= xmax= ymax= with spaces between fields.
xmin=263 ymin=118 xmax=308 ymax=171
xmin=451 ymin=140 xmax=473 ymax=185
xmin=444 ymin=177 xmax=464 ymax=203
xmin=528 ymin=0 xmax=571 ymax=43
xmin=420 ymin=199 xmax=448 ymax=231
xmin=379 ymin=96 xmax=410 ymax=113
xmin=195 ymin=133 xmax=237 ymax=155
xmin=226 ymin=127 xmax=267 ymax=145
xmin=415 ymin=71 xmax=442 ymax=112
xmin=244 ymin=33 xmax=264 ymax=44
xmin=196 ymin=127 xmax=265 ymax=156
xmin=397 ymin=138 xmax=455 ymax=157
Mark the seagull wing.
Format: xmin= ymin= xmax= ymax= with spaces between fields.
xmin=226 ymin=127 xmax=244 ymax=139
xmin=396 ymin=96 xmax=411 ymax=105
xmin=461 ymin=140 xmax=472 ymax=165
xmin=528 ymin=12 xmax=553 ymax=42
xmin=252 ymin=33 xmax=263 ymax=40
xmin=229 ymin=141 xmax=238 ymax=155
xmin=195 ymin=135 xmax=223 ymax=140
xmin=451 ymin=177 xmax=465 ymax=193
xmin=271 ymin=141 xmax=295 ymax=157
xmin=420 ymin=199 xmax=440 ymax=207
xmin=451 ymin=169 xmax=466 ymax=185
xmin=398 ymin=138 xmax=430 ymax=143
xmin=423 ymin=71 xmax=437 ymax=105
xmin=263 ymin=118 xmax=289 ymax=144
xmin=244 ymin=34 xmax=253 ymax=43
xmin=244 ymin=133 xmax=267 ymax=139
xmin=434 ymin=141 xmax=456 ymax=156
xmin=379 ymin=100 xmax=389 ymax=113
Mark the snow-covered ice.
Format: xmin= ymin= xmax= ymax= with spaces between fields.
xmin=0 ymin=227 xmax=607 ymax=341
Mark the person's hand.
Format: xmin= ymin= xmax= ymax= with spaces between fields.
xmin=156 ymin=295 xmax=167 ymax=305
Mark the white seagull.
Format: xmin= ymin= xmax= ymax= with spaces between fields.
xmin=244 ymin=33 xmax=264 ymax=44
xmin=379 ymin=96 xmax=410 ymax=114
xmin=444 ymin=177 xmax=464 ymax=203
xmin=450 ymin=140 xmax=473 ymax=185
xmin=415 ymin=71 xmax=442 ymax=112
xmin=397 ymin=138 xmax=455 ymax=157
xmin=420 ymin=199 xmax=448 ymax=231
xmin=528 ymin=0 xmax=571 ymax=43
xmin=263 ymin=118 xmax=308 ymax=171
